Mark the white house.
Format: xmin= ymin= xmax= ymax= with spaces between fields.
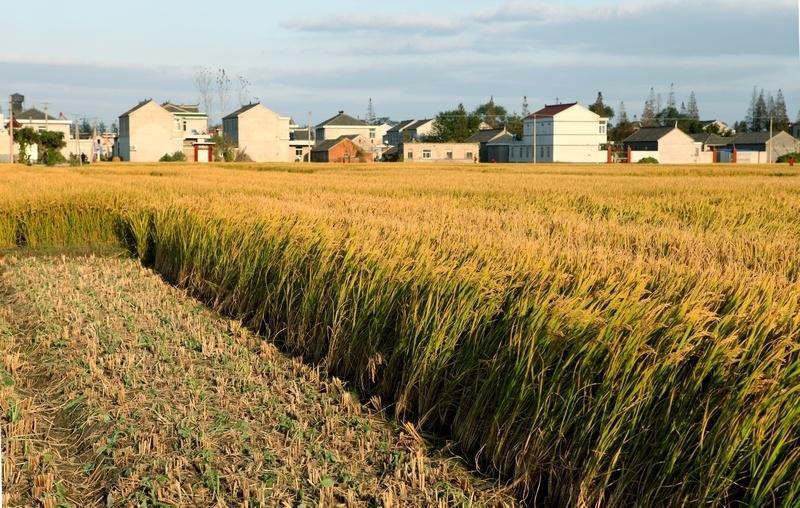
xmin=515 ymin=102 xmax=608 ymax=163
xmin=223 ymin=103 xmax=292 ymax=162
xmin=623 ymin=126 xmax=712 ymax=164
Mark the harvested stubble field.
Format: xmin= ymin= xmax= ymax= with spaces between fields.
xmin=1 ymin=162 xmax=799 ymax=507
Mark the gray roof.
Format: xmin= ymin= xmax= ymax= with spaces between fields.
xmin=407 ymin=119 xmax=432 ymax=130
xmin=222 ymin=103 xmax=261 ymax=120
xmin=312 ymin=135 xmax=353 ymax=152
xmin=120 ymin=99 xmax=156 ymax=117
xmin=388 ymin=120 xmax=416 ymax=133
xmin=727 ymin=132 xmax=775 ymax=145
xmin=466 ymin=128 xmax=507 ymax=143
xmin=623 ymin=127 xmax=676 ymax=143
xmin=291 ymin=129 xmax=312 ymax=141
xmin=317 ymin=111 xmax=366 ymax=127
xmin=690 ymin=133 xmax=729 ymax=146
xmin=163 ymin=103 xmax=202 ymax=114
xmin=486 ymin=132 xmax=517 ymax=145
xmin=17 ymin=108 xmax=50 ymax=121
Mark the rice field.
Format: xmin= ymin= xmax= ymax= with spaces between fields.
xmin=1 ymin=162 xmax=799 ymax=506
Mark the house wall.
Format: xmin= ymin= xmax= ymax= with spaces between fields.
xmin=317 ymin=125 xmax=373 ymax=144
xmin=236 ymin=106 xmax=292 ymax=162
xmin=118 ymin=102 xmax=183 ymax=162
xmin=174 ymin=115 xmax=209 ymax=137
xmin=657 ymin=129 xmax=703 ymax=164
xmin=522 ymin=104 xmax=607 ymax=163
xmin=402 ymin=142 xmax=479 ymax=163
xmin=769 ymin=132 xmax=799 ymax=161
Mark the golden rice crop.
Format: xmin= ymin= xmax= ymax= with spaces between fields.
xmin=1 ymin=162 xmax=799 ymax=506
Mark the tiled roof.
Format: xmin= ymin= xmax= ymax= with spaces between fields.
xmin=407 ymin=119 xmax=432 ymax=130
xmin=691 ymin=133 xmax=728 ymax=146
xmin=222 ymin=103 xmax=261 ymax=120
xmin=525 ymin=102 xmax=578 ymax=119
xmin=163 ymin=103 xmax=202 ymax=114
xmin=317 ymin=111 xmax=366 ymax=127
xmin=466 ymin=128 xmax=507 ymax=143
xmin=313 ymin=135 xmax=354 ymax=152
xmin=388 ymin=120 xmax=416 ymax=133
xmin=121 ymin=100 xmax=156 ymax=117
xmin=623 ymin=126 xmax=675 ymax=143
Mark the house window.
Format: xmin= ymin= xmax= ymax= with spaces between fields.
xmin=446 ymin=151 xmax=453 ymax=160
xmin=599 ymin=123 xmax=606 ymax=134
xmin=465 ymin=152 xmax=473 ymax=160
xmin=369 ymin=129 xmax=376 ymax=139
xmin=546 ymin=146 xmax=551 ymax=158
xmin=407 ymin=151 xmax=414 ymax=159
xmin=183 ymin=121 xmax=187 ymax=132
xmin=422 ymin=149 xmax=432 ymax=159
xmin=295 ymin=147 xmax=303 ymax=156
xmin=540 ymin=146 xmax=544 ymax=158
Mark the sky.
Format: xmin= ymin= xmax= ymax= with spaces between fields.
xmin=1 ymin=0 xmax=798 ymax=126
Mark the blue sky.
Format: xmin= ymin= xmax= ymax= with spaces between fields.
xmin=1 ymin=0 xmax=798 ymax=126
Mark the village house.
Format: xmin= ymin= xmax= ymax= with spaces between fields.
xmin=311 ymin=135 xmax=374 ymax=163
xmin=315 ymin=111 xmax=390 ymax=159
xmin=1 ymin=94 xmax=96 ymax=162
xmin=466 ymin=128 xmax=513 ymax=162
xmin=118 ymin=100 xmax=190 ymax=162
xmin=222 ymin=103 xmax=292 ymax=162
xmin=718 ymin=131 xmax=799 ymax=163
xmin=289 ymin=127 xmax=314 ymax=162
xmin=384 ymin=120 xmax=417 ymax=146
xmin=399 ymin=141 xmax=479 ymax=163
xmin=623 ymin=126 xmax=712 ymax=164
xmin=516 ymin=102 xmax=608 ymax=163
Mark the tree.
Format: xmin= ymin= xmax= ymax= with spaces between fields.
xmin=111 ymin=121 xmax=119 ymax=135
xmin=611 ymin=101 xmax=636 ymax=142
xmin=641 ymin=87 xmax=657 ymax=127
xmin=753 ymin=90 xmax=768 ymax=132
xmin=745 ymin=86 xmax=758 ymax=132
xmin=773 ymin=89 xmax=790 ymax=133
xmin=474 ymin=96 xmax=507 ymax=129
xmin=505 ymin=114 xmax=523 ymax=138
xmin=589 ymin=92 xmax=614 ymax=120
xmin=216 ymin=68 xmax=231 ymax=121
xmin=732 ymin=121 xmax=748 ymax=134
xmin=237 ymin=75 xmax=253 ymax=107
xmin=667 ymin=83 xmax=676 ymax=110
xmin=430 ymin=104 xmax=481 ymax=142
xmin=79 ymin=118 xmax=93 ymax=137
xmin=195 ymin=67 xmax=214 ymax=122
xmin=97 ymin=121 xmax=107 ymax=135
xmin=686 ymin=92 xmax=700 ymax=120
xmin=14 ymin=127 xmax=39 ymax=164
xmin=39 ymin=131 xmax=66 ymax=166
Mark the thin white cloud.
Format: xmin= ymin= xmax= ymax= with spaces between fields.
xmin=282 ymin=14 xmax=462 ymax=33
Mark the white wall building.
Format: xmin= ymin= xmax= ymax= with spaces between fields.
xmin=517 ymin=102 xmax=608 ymax=163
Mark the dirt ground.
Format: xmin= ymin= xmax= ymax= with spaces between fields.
xmin=0 ymin=255 xmax=516 ymax=507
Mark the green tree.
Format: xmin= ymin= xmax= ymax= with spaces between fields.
xmin=611 ymin=102 xmax=636 ymax=142
xmin=752 ymin=90 xmax=768 ymax=132
xmin=641 ymin=87 xmax=657 ymax=127
xmin=39 ymin=131 xmax=67 ymax=166
xmin=474 ymin=96 xmax=507 ymax=129
xmin=773 ymin=89 xmax=790 ymax=133
xmin=589 ymin=92 xmax=615 ymax=120
xmin=14 ymin=127 xmax=39 ymax=164
xmin=504 ymin=114 xmax=523 ymax=138
xmin=430 ymin=104 xmax=481 ymax=142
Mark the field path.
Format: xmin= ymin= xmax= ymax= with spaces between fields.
xmin=0 ymin=255 xmax=515 ymax=507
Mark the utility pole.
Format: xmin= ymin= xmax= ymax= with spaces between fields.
xmin=74 ymin=116 xmax=81 ymax=166
xmin=307 ymin=111 xmax=312 ymax=162
xmin=769 ymin=114 xmax=774 ymax=163
xmin=8 ymin=96 xmax=14 ymax=164
xmin=43 ymin=102 xmax=50 ymax=130
xmin=533 ymin=113 xmax=537 ymax=163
